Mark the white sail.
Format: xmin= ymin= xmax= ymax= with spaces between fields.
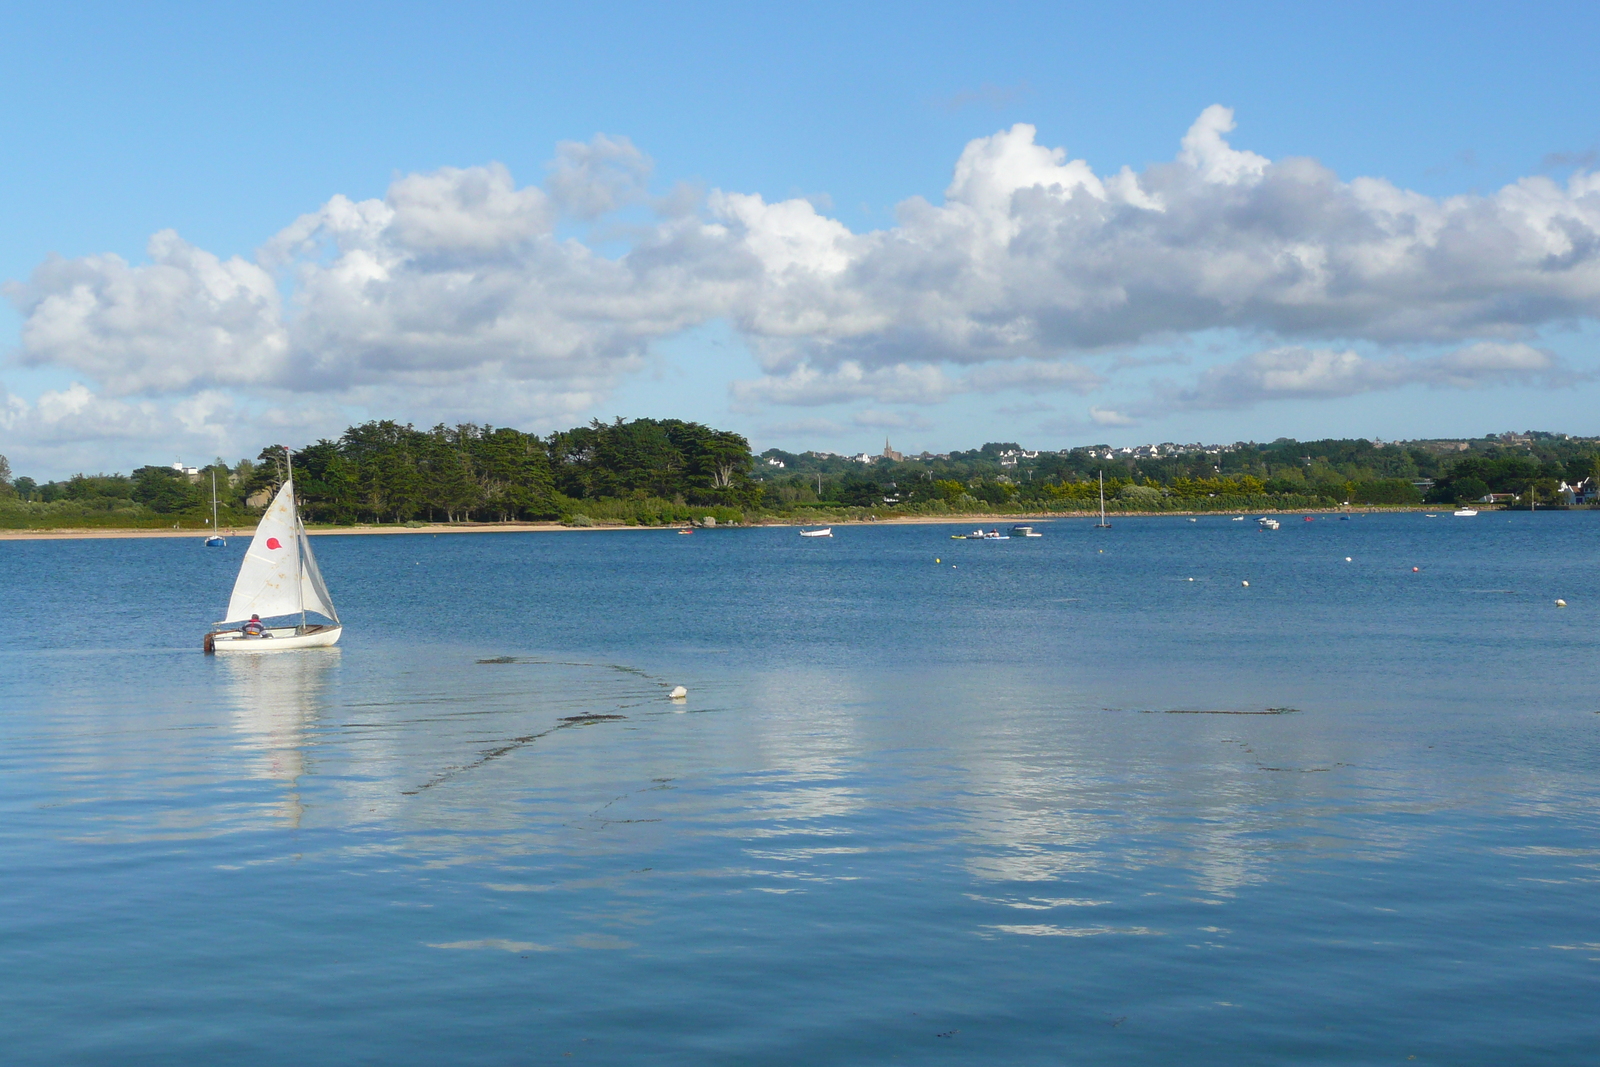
xmin=223 ymin=480 xmax=336 ymax=624
xmin=297 ymin=516 xmax=338 ymax=622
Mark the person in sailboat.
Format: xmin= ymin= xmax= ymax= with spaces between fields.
xmin=242 ymin=614 xmax=270 ymax=638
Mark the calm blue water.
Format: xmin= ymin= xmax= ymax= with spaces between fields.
xmin=3 ymin=514 xmax=1599 ymax=1064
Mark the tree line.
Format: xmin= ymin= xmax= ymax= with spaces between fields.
xmin=757 ymin=435 xmax=1600 ymax=510
xmin=5 ymin=428 xmax=1600 ymax=528
xmin=1 ymin=418 xmax=761 ymax=526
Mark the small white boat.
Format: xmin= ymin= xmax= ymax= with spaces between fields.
xmin=1232 ymin=516 xmax=1245 ymax=521
xmin=1258 ymin=517 xmax=1280 ymax=530
xmin=799 ymin=527 xmax=833 ymax=537
xmin=1011 ymin=525 xmax=1042 ymax=537
xmin=1453 ymin=508 xmax=1479 ymax=517
xmin=205 ymin=450 xmax=341 ymax=654
xmin=203 ymin=469 xmax=227 ymax=547
xmin=980 ymin=529 xmax=1010 ymax=540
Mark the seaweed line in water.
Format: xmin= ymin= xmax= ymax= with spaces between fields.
xmin=571 ymin=778 xmax=677 ymax=831
xmin=403 ymin=712 xmax=629 ymax=794
xmin=473 ymin=655 xmax=686 ymax=695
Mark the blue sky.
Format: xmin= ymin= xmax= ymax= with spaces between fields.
xmin=4 ymin=1 xmax=1600 ymax=476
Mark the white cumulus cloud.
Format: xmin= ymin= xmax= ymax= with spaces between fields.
xmin=1162 ymin=342 xmax=1576 ymax=410
xmin=7 ymin=109 xmax=1600 ymax=474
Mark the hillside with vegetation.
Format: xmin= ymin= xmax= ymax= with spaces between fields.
xmin=3 ymin=425 xmax=1598 ymax=530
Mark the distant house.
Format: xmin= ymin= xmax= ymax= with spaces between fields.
xmin=1560 ymin=478 xmax=1598 ymax=505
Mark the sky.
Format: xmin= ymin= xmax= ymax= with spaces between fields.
xmin=4 ymin=0 xmax=1600 ymax=478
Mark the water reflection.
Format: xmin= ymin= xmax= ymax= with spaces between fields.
xmin=220 ymin=650 xmax=340 ymax=826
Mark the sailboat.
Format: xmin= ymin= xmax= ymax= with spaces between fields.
xmin=1093 ymin=471 xmax=1111 ymax=529
xmin=205 ymin=451 xmax=342 ymax=653
xmin=204 ymin=468 xmax=226 ymax=547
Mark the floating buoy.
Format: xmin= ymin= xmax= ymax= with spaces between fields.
xmin=935 ymin=558 xmax=940 ymax=563
xmin=1187 ymin=577 xmax=1194 ymax=581
xmin=1345 ymin=557 xmax=1352 ymax=562
xmin=1413 ymin=567 xmax=1419 ymax=572
xmin=669 ymin=686 xmax=688 ymax=700
xmin=1556 ymin=599 xmax=1568 ymax=608
xmin=1241 ymin=580 xmax=1249 ymax=587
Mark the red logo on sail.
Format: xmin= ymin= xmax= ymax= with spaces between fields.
xmin=266 ymin=537 xmax=282 ymax=549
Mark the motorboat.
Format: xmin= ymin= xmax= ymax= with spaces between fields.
xmin=981 ymin=529 xmax=1010 ymax=540
xmin=205 ymin=448 xmax=342 ymax=654
xmin=1453 ymin=508 xmax=1479 ymax=517
xmin=1258 ymin=517 xmax=1280 ymax=530
xmin=1011 ymin=525 xmax=1042 ymax=537
xmin=799 ymin=527 xmax=833 ymax=537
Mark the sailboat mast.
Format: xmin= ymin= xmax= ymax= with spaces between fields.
xmin=287 ymin=445 xmax=305 ymax=633
xmin=211 ymin=469 xmax=219 ymax=532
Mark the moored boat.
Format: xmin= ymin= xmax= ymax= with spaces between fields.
xmin=799 ymin=527 xmax=833 ymax=537
xmin=203 ymin=469 xmax=227 ymax=547
xmin=1093 ymin=471 xmax=1111 ymax=529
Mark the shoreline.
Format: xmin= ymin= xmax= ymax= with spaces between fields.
xmin=0 ymin=506 xmax=1459 ymax=541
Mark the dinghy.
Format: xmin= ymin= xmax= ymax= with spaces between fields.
xmin=205 ymin=455 xmax=341 ymax=654
xmin=799 ymin=527 xmax=833 ymax=537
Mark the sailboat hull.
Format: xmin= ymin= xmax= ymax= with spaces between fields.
xmin=209 ymin=624 xmax=343 ymax=653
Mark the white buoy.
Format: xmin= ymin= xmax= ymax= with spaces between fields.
xmin=669 ymin=686 xmax=688 ymax=699
xmin=1345 ymin=557 xmax=1352 ymax=562
xmin=1188 ymin=577 xmax=1194 ymax=581
xmin=1241 ymin=580 xmax=1249 ymax=587
xmin=1556 ymin=599 xmax=1568 ymax=608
